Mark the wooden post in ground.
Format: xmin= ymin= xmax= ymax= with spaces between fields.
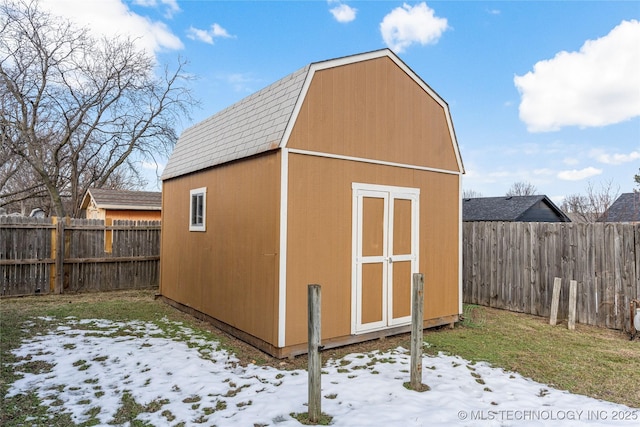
xmin=54 ymin=218 xmax=66 ymax=294
xmin=568 ymin=280 xmax=577 ymax=330
xmin=410 ymin=273 xmax=424 ymax=390
xmin=308 ymin=284 xmax=321 ymax=423
xmin=549 ymin=277 xmax=562 ymax=325
xmin=50 ymin=217 xmax=58 ymax=293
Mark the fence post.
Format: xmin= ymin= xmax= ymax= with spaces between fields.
xmin=50 ymin=217 xmax=58 ymax=293
xmin=568 ymin=280 xmax=577 ymax=330
xmin=549 ymin=277 xmax=562 ymax=325
xmin=104 ymin=218 xmax=113 ymax=253
xmin=54 ymin=218 xmax=66 ymax=294
xmin=410 ymin=273 xmax=425 ymax=390
xmin=308 ymin=284 xmax=321 ymax=423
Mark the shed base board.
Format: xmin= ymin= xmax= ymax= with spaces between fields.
xmin=158 ymin=295 xmax=283 ymax=357
xmin=282 ymin=315 xmax=460 ymax=359
xmin=158 ymin=295 xmax=458 ymax=359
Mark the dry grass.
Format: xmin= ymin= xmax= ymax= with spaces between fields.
xmin=423 ymin=305 xmax=640 ymax=408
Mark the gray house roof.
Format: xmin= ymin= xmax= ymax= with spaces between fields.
xmin=81 ymin=188 xmax=162 ymax=211
xmin=162 ymin=49 xmax=464 ymax=181
xmin=601 ymin=192 xmax=640 ymax=222
xmin=463 ymin=195 xmax=571 ymax=222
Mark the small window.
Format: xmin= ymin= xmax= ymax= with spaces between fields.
xmin=189 ymin=187 xmax=207 ymax=232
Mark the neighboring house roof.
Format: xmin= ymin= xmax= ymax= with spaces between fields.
xmin=162 ymin=49 xmax=464 ymax=180
xmin=463 ymin=195 xmax=571 ymax=222
xmin=81 ymin=188 xmax=162 ymax=211
xmin=601 ymin=192 xmax=640 ymax=222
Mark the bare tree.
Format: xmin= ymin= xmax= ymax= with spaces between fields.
xmin=635 ymin=168 xmax=639 ymax=189
xmin=505 ymin=181 xmax=537 ymax=197
xmin=462 ymin=189 xmax=483 ymax=198
xmin=560 ymin=180 xmax=619 ymax=222
xmin=0 ymin=0 xmax=195 ymax=217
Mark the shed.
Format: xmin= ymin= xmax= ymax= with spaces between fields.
xmin=600 ymin=192 xmax=640 ymax=223
xmin=159 ymin=49 xmax=464 ymax=358
xmin=463 ymin=195 xmax=570 ymax=223
xmin=80 ymin=188 xmax=162 ymax=221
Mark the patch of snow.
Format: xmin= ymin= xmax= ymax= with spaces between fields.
xmin=6 ymin=318 xmax=638 ymax=426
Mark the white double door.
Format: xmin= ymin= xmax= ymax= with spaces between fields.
xmin=352 ymin=183 xmax=420 ymax=334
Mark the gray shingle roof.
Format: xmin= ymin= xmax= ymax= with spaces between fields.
xmin=82 ymin=188 xmax=162 ymax=210
xmin=463 ymin=195 xmax=569 ymax=222
xmin=602 ymin=192 xmax=640 ymax=222
xmin=161 ymin=65 xmax=309 ymax=180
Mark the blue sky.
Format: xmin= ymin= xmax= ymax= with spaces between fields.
xmin=43 ymin=0 xmax=640 ymax=202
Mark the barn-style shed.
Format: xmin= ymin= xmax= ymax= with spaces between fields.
xmin=160 ymin=49 xmax=465 ymax=357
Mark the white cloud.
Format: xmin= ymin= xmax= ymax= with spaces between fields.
xmin=557 ymin=167 xmax=603 ymax=181
xmin=141 ymin=161 xmax=164 ymax=170
xmin=514 ymin=20 xmax=640 ymax=132
xmin=212 ymin=23 xmax=232 ymax=38
xmin=186 ymin=27 xmax=212 ymax=44
xmin=590 ymin=149 xmax=640 ymax=165
xmin=41 ymin=0 xmax=183 ymax=54
xmin=133 ymin=0 xmax=180 ymax=18
xmin=329 ymin=2 xmax=357 ymax=23
xmin=187 ymin=24 xmax=234 ymax=45
xmin=533 ymin=168 xmax=554 ymax=176
xmin=380 ymin=2 xmax=449 ymax=53
xmin=563 ymin=157 xmax=580 ymax=166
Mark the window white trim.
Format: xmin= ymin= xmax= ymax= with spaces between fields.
xmin=189 ymin=187 xmax=207 ymax=232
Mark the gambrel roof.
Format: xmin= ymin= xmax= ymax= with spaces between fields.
xmin=463 ymin=195 xmax=570 ymax=222
xmin=80 ymin=188 xmax=162 ymax=211
xmin=162 ymin=49 xmax=464 ymax=180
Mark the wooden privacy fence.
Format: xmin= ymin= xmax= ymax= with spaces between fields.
xmin=463 ymin=222 xmax=640 ymax=332
xmin=0 ymin=216 xmax=161 ymax=297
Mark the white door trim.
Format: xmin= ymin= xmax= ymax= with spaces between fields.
xmin=351 ymin=183 xmax=420 ymax=335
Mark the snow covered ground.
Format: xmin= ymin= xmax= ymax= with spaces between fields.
xmin=7 ymin=317 xmax=638 ymax=426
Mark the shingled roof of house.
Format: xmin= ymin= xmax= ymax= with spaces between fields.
xmin=463 ymin=195 xmax=570 ymax=222
xmin=601 ymin=192 xmax=640 ymax=222
xmin=81 ymin=188 xmax=162 ymax=211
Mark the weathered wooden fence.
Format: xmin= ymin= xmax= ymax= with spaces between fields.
xmin=463 ymin=222 xmax=640 ymax=332
xmin=0 ymin=216 xmax=160 ymax=296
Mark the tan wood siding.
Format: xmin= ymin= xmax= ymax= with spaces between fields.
xmin=393 ymin=198 xmax=412 ymax=255
xmin=288 ymin=57 xmax=459 ymax=172
xmin=160 ymin=153 xmax=281 ymax=345
xmin=105 ymin=210 xmax=161 ymax=221
xmin=392 ymin=260 xmax=412 ymax=319
xmin=362 ymin=197 xmax=384 ymax=257
xmin=423 ymin=171 xmax=461 ymax=319
xmin=285 ymin=153 xmax=460 ymax=346
xmin=362 ymin=263 xmax=384 ymax=324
